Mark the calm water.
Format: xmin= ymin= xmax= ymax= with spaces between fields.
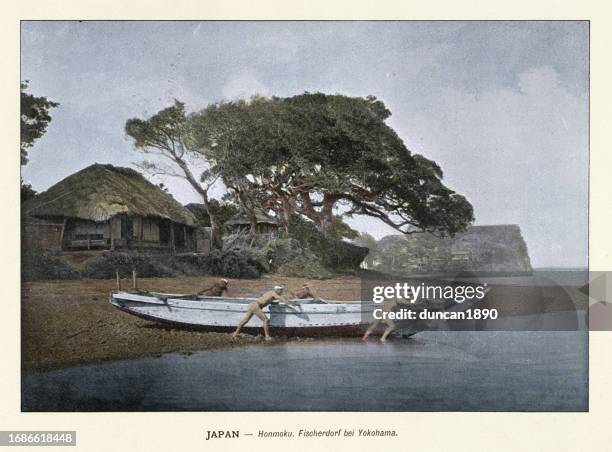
xmin=22 ymin=328 xmax=587 ymax=412
xmin=449 ymin=268 xmax=589 ymax=287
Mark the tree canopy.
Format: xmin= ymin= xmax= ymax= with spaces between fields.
xmin=190 ymin=92 xmax=474 ymax=238
xmin=126 ymin=92 xmax=473 ymax=241
xmin=20 ymin=81 xmax=59 ymax=165
xmin=125 ymin=101 xmax=224 ymax=247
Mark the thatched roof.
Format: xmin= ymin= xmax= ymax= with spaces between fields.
xmin=226 ymin=208 xmax=279 ymax=226
xmin=23 ymin=164 xmax=196 ymax=226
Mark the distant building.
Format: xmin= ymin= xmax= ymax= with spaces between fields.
xmin=22 ymin=164 xmax=200 ymax=253
xmin=225 ymin=208 xmax=280 ymax=235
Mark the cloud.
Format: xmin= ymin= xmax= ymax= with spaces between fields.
xmin=221 ymin=69 xmax=269 ymax=100
xmin=391 ymin=65 xmax=588 ymax=267
xmin=517 ymin=66 xmax=562 ymax=94
xmin=20 ymin=22 xmax=588 ymax=267
xmin=248 ymin=29 xmax=301 ymax=56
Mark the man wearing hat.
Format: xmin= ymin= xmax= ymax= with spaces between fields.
xmin=198 ymin=279 xmax=229 ymax=297
xmin=232 ymin=285 xmax=294 ymax=340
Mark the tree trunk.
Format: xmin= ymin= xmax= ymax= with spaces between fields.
xmin=235 ymin=187 xmax=258 ymax=235
xmin=201 ymin=191 xmax=222 ymax=249
xmin=173 ymin=158 xmax=223 ymax=249
xmin=298 ymin=190 xmax=338 ymax=238
xmin=319 ymin=216 xmax=333 ymax=238
xmin=280 ymin=196 xmax=293 ymax=236
xmin=319 ymin=194 xmax=336 ymax=239
xmin=244 ymin=204 xmax=258 ymax=235
xmin=298 ymin=191 xmax=321 ymax=223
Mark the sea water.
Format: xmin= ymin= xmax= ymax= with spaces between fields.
xmin=22 ymin=327 xmax=587 ymax=412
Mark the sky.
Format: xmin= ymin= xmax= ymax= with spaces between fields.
xmin=20 ymin=21 xmax=589 ymax=268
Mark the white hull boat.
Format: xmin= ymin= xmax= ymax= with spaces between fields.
xmin=110 ymin=291 xmax=374 ymax=336
xmin=109 ymin=291 xmax=472 ymax=337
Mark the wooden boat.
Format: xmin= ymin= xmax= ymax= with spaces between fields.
xmin=109 ymin=291 xmax=475 ymax=337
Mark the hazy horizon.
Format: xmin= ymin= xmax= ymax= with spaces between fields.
xmin=21 ymin=21 xmax=589 ymax=267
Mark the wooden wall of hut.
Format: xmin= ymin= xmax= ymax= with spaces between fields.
xmin=110 ymin=217 xmax=121 ymax=248
xmin=257 ymin=223 xmax=277 ymax=234
xmin=22 ymin=219 xmax=64 ymax=252
xmin=131 ymin=217 xmax=161 ymax=242
xmin=25 ymin=215 xmax=196 ymax=253
xmin=60 ymin=219 xmax=109 ymax=250
xmin=64 ymin=219 xmax=109 ymax=240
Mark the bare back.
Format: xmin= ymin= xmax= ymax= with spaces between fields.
xmin=256 ymin=290 xmax=290 ymax=308
xmin=294 ymin=287 xmax=317 ymax=299
xmin=201 ymin=283 xmax=227 ymax=297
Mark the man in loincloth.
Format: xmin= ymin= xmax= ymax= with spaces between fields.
xmin=291 ymin=283 xmax=326 ymax=303
xmin=232 ymin=285 xmax=295 ymax=340
xmin=198 ymin=278 xmax=229 ymax=297
xmin=362 ymin=299 xmax=398 ymax=343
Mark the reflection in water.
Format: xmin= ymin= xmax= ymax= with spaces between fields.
xmin=22 ymin=329 xmax=587 ymax=412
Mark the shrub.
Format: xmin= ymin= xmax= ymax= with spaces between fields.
xmin=202 ymin=249 xmax=267 ymax=279
xmin=83 ymin=252 xmax=177 ymax=279
xmin=288 ymin=216 xmax=368 ymax=271
xmin=82 ymin=249 xmax=269 ymax=280
xmin=276 ymin=256 xmax=332 ymax=279
xmin=320 ymin=239 xmax=369 ymax=271
xmin=22 ymin=251 xmax=81 ymax=281
xmin=164 ymin=253 xmax=210 ymax=276
xmin=222 ymin=229 xmax=256 ymax=250
xmin=261 ymin=238 xmax=312 ymax=270
xmin=171 ymin=248 xmax=269 ymax=279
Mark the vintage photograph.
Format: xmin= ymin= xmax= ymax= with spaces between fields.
xmin=20 ymin=21 xmax=588 ymax=411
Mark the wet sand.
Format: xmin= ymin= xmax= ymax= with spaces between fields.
xmin=22 ymin=273 xmax=587 ymax=371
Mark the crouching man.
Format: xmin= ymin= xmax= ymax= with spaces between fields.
xmin=232 ymin=285 xmax=294 ymax=341
xmin=292 ymin=283 xmax=326 ymax=303
xmin=198 ymin=279 xmax=229 ymax=297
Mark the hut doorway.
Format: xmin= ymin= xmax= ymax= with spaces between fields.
xmin=159 ymin=220 xmax=171 ymax=247
xmin=175 ymin=226 xmax=186 ymax=249
xmin=120 ymin=215 xmax=133 ymax=239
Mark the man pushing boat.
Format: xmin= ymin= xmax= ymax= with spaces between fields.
xmin=232 ymin=285 xmax=296 ymax=340
xmin=362 ymin=299 xmax=398 ymax=343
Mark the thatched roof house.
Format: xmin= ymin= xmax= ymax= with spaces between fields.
xmin=23 ymin=164 xmax=198 ymax=252
xmin=226 ymin=208 xmax=279 ymax=235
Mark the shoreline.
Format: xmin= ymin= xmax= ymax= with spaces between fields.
xmin=21 ymin=275 xmax=363 ymax=372
xmin=22 ymin=275 xmax=587 ymax=372
xmin=22 ymin=334 xmax=324 ymax=374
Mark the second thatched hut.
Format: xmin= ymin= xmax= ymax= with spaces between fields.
xmin=225 ymin=208 xmax=280 ymax=235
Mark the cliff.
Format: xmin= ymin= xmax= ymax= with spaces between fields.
xmin=372 ymin=224 xmax=532 ymax=275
